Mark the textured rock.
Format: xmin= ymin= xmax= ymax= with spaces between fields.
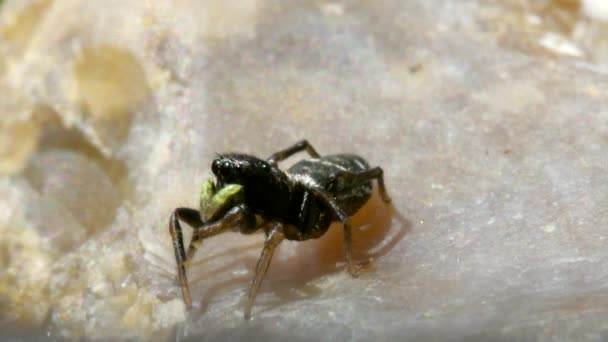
xmin=1 ymin=0 xmax=608 ymax=340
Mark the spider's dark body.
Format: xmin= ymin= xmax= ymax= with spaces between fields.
xmin=288 ymin=155 xmax=373 ymax=214
xmin=169 ymin=140 xmax=391 ymax=319
xmin=285 ymin=154 xmax=373 ymax=240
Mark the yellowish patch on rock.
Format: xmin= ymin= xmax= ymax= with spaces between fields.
xmin=0 ymin=0 xmax=52 ymax=52
xmin=0 ymin=49 xmax=5 ymax=74
xmin=0 ymin=226 xmax=54 ymax=324
xmin=0 ymin=117 xmax=41 ymax=175
xmin=73 ymin=46 xmax=150 ymax=120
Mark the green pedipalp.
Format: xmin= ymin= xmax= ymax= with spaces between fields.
xmin=200 ymin=180 xmax=244 ymax=223
xmin=200 ymin=179 xmax=215 ymax=206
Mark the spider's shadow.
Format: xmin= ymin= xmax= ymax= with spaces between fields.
xmin=188 ymin=193 xmax=411 ymax=316
xmin=257 ymin=195 xmax=411 ymax=314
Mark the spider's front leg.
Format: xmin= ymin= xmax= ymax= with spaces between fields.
xmin=244 ymin=222 xmax=285 ymax=320
xmin=169 ymin=204 xmax=256 ymax=309
xmin=169 ymin=208 xmax=202 ymax=309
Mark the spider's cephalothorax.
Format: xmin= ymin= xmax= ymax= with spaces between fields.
xmin=169 ymin=140 xmax=391 ymax=319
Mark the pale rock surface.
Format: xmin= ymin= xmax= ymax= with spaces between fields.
xmin=1 ymin=0 xmax=608 ymax=341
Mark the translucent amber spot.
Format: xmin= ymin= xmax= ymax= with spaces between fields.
xmin=73 ymin=46 xmax=150 ymax=120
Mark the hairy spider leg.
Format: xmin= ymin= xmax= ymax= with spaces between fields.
xmin=266 ymin=139 xmax=320 ymax=166
xmin=170 ymin=205 xmax=255 ymax=309
xmin=169 ymin=208 xmax=203 ymax=309
xmin=244 ymin=223 xmax=285 ymax=320
xmin=330 ymin=167 xmax=392 ymax=204
xmin=324 ymin=167 xmax=393 ymax=275
xmin=304 ymin=187 xmax=362 ymax=276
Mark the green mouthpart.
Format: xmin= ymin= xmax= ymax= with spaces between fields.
xmin=200 ymin=180 xmax=243 ymax=223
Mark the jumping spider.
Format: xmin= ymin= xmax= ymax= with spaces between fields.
xmin=169 ymin=140 xmax=391 ymax=319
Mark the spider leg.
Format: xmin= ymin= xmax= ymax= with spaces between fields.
xmin=169 ymin=208 xmax=202 ymax=309
xmin=186 ymin=204 xmax=256 ymax=260
xmin=307 ymin=188 xmax=361 ymax=277
xmin=266 ymin=140 xmax=320 ymax=166
xmin=244 ymin=223 xmax=285 ymax=320
xmin=331 ymin=167 xmax=392 ymax=203
xmin=168 ymin=209 xmax=205 ymax=262
xmin=170 ymin=205 xmax=256 ymax=310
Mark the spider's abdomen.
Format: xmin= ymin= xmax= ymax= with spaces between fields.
xmin=287 ymin=154 xmax=373 ymax=216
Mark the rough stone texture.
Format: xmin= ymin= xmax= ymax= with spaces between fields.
xmin=1 ymin=0 xmax=608 ymax=340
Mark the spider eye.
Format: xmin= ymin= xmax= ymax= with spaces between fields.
xmin=261 ymin=163 xmax=270 ymax=172
xmin=211 ymin=159 xmax=221 ymax=175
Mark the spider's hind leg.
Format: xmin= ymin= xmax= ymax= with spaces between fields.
xmin=331 ymin=167 xmax=392 ymax=203
xmin=304 ymin=188 xmax=365 ymax=277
